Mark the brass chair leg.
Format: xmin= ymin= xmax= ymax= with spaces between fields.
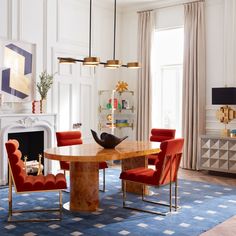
xmin=8 ymin=170 xmax=13 ymax=222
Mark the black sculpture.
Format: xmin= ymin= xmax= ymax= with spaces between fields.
xmin=91 ymin=129 xmax=128 ymax=149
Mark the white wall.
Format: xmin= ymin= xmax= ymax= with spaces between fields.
xmin=120 ymin=0 xmax=236 ymax=135
xmin=0 ymin=0 xmax=122 ymax=132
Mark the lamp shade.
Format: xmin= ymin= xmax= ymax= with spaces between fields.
xmin=212 ymin=87 xmax=236 ymax=105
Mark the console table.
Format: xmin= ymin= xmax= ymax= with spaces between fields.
xmin=199 ymin=135 xmax=236 ymax=173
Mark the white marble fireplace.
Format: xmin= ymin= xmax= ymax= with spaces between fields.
xmin=0 ymin=113 xmax=57 ymax=185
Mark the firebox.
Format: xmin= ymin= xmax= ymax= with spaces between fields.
xmin=8 ymin=131 xmax=44 ymax=174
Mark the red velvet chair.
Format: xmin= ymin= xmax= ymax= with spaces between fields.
xmin=147 ymin=128 xmax=176 ymax=165
xmin=56 ymin=131 xmax=108 ymax=192
xmin=120 ymin=138 xmax=184 ymax=215
xmin=5 ymin=139 xmax=67 ymax=222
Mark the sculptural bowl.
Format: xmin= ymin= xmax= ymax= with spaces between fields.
xmin=91 ymin=129 xmax=128 ymax=149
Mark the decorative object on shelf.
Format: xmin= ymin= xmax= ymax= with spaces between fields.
xmin=32 ymin=100 xmax=40 ymax=113
xmin=58 ymin=1 xmax=140 ymax=69
xmin=36 ymin=71 xmax=54 ymax=113
xmin=122 ymin=99 xmax=129 ymax=109
xmin=106 ymin=114 xmax=112 ymax=122
xmin=91 ymin=129 xmax=128 ymax=149
xmin=115 ymin=81 xmax=128 ymax=93
xmin=212 ymin=87 xmax=236 ymax=136
xmin=230 ymin=130 xmax=236 ymax=138
xmin=0 ymin=39 xmax=35 ymax=102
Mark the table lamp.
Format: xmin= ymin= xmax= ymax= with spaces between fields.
xmin=212 ymin=87 xmax=236 ymax=136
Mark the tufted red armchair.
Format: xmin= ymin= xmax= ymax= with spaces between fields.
xmin=5 ymin=139 xmax=67 ymax=222
xmin=56 ymin=131 xmax=108 ymax=192
xmin=147 ymin=128 xmax=176 ymax=165
xmin=120 ymin=138 xmax=184 ymax=215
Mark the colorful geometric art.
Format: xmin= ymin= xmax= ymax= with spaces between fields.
xmin=1 ymin=43 xmax=32 ymax=100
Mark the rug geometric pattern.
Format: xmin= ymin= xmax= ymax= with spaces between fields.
xmin=0 ymin=168 xmax=236 ymax=236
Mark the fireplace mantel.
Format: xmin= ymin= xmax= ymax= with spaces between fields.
xmin=0 ymin=113 xmax=57 ymax=185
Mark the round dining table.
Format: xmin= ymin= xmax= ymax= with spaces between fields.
xmin=44 ymin=141 xmax=160 ymax=212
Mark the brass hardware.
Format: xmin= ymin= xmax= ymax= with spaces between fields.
xmin=24 ymin=155 xmax=28 ymax=170
xmin=37 ymin=154 xmax=43 ymax=175
xmin=216 ymin=105 xmax=236 ymax=124
xmin=8 ymin=163 xmax=64 ymax=222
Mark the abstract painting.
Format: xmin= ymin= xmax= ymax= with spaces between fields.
xmin=0 ymin=40 xmax=35 ymax=102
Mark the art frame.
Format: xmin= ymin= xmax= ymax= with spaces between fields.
xmin=0 ymin=39 xmax=36 ymax=103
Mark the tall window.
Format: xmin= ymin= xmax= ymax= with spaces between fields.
xmin=151 ymin=27 xmax=184 ymax=137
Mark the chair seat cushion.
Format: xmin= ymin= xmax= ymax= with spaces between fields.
xmin=20 ymin=173 xmax=67 ymax=192
xmin=61 ymin=161 xmax=108 ymax=170
xmin=99 ymin=162 xmax=108 ymax=169
xmin=120 ymin=167 xmax=161 ymax=186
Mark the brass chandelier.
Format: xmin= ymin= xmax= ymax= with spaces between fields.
xmin=58 ymin=0 xmax=140 ymax=69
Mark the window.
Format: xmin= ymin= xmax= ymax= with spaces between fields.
xmin=151 ymin=27 xmax=184 ymax=137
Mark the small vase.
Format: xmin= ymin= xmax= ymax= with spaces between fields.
xmin=40 ymin=99 xmax=47 ymax=113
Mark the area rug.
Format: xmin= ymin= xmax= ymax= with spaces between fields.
xmin=0 ymin=168 xmax=236 ymax=236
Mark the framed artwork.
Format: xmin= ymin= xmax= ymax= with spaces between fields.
xmin=0 ymin=39 xmax=36 ymax=102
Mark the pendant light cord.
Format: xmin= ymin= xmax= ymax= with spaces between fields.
xmin=113 ymin=0 xmax=117 ymax=60
xmin=89 ymin=0 xmax=92 ymax=57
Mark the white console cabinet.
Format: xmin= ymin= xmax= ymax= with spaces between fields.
xmin=199 ymin=135 xmax=236 ymax=173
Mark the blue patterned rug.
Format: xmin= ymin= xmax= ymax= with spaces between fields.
xmin=0 ymin=168 xmax=236 ymax=236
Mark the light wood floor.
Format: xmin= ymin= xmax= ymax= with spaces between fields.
xmin=178 ymin=168 xmax=236 ymax=236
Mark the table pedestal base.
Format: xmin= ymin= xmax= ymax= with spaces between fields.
xmin=70 ymin=162 xmax=99 ymax=212
xmin=122 ymin=156 xmax=149 ymax=195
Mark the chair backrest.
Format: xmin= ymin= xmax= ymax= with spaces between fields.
xmin=155 ymin=138 xmax=184 ymax=185
xmin=5 ymin=139 xmax=27 ymax=192
xmin=56 ymin=131 xmax=83 ymax=147
xmin=150 ymin=128 xmax=176 ymax=142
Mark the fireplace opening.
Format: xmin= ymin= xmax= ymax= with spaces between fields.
xmin=8 ymin=131 xmax=44 ymax=175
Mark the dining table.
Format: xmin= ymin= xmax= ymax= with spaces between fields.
xmin=44 ymin=140 xmax=160 ymax=212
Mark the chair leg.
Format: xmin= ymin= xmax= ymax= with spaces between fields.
xmin=103 ymin=169 xmax=106 ymax=192
xmin=8 ymin=188 xmax=63 ymax=222
xmin=59 ymin=190 xmax=62 ymax=219
xmin=123 ymin=181 xmax=126 ymax=207
xmin=99 ymin=169 xmax=106 ymax=192
xmin=122 ymin=181 xmax=169 ymax=216
xmin=8 ymin=170 xmax=13 ymax=222
xmin=175 ymin=180 xmax=178 ymax=210
xmin=169 ymin=180 xmax=172 ymax=212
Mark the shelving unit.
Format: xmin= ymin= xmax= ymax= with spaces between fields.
xmin=98 ymin=90 xmax=135 ymax=138
xmin=199 ymin=135 xmax=236 ymax=173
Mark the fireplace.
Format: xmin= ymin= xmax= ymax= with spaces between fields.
xmin=0 ymin=114 xmax=56 ymax=185
xmin=8 ymin=131 xmax=44 ymax=173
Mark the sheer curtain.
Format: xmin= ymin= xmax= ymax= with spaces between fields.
xmin=136 ymin=10 xmax=154 ymax=141
xmin=182 ymin=1 xmax=206 ymax=170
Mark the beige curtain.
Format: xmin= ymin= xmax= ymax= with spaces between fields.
xmin=136 ymin=11 xmax=154 ymax=141
xmin=182 ymin=1 xmax=206 ymax=170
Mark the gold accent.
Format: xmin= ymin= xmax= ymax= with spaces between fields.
xmin=104 ymin=60 xmax=122 ymax=68
xmin=37 ymin=154 xmax=43 ymax=175
xmin=83 ymin=57 xmax=100 ymax=66
xmin=115 ymin=81 xmax=128 ymax=93
xmin=216 ymin=105 xmax=236 ymax=124
xmin=127 ymin=62 xmax=141 ymax=69
xmin=24 ymin=155 xmax=28 ymax=170
xmin=8 ymin=163 xmax=64 ymax=222
xmin=58 ymin=57 xmax=77 ymax=64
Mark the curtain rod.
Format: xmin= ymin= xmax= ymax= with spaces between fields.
xmin=137 ymin=0 xmax=204 ymax=13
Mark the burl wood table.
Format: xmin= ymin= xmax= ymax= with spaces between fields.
xmin=44 ymin=141 xmax=160 ymax=212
